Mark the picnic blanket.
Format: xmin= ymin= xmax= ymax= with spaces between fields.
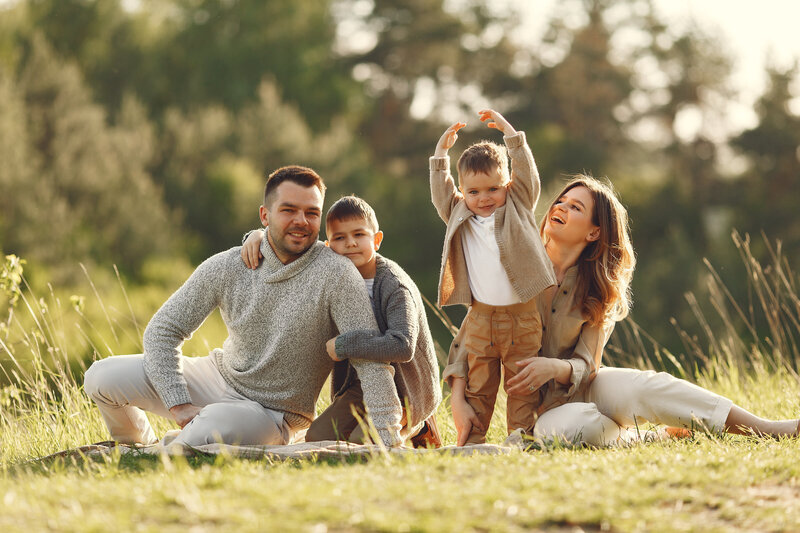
xmin=36 ymin=439 xmax=514 ymax=463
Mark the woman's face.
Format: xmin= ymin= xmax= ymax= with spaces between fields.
xmin=544 ymin=185 xmax=600 ymax=247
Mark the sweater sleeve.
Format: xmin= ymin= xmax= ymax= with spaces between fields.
xmin=551 ymin=320 xmax=615 ymax=400
xmin=505 ymin=131 xmax=541 ymax=211
xmin=142 ymin=254 xmax=225 ymax=409
xmin=334 ymin=285 xmax=419 ymax=363
xmin=326 ymin=262 xmax=403 ymax=445
xmin=429 ymin=156 xmax=461 ymax=223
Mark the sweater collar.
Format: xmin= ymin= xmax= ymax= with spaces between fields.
xmin=259 ymin=237 xmax=325 ymax=282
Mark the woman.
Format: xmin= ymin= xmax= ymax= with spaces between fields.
xmin=447 ymin=175 xmax=799 ymax=446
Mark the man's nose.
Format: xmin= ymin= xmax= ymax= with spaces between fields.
xmin=294 ymin=212 xmax=308 ymax=226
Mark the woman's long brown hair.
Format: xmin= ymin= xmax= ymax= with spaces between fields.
xmin=541 ymin=176 xmax=636 ymax=327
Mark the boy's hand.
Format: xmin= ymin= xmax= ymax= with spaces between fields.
xmin=325 ymin=337 xmax=342 ymax=361
xmin=434 ymin=122 xmax=467 ymax=157
xmin=241 ymin=229 xmax=265 ymax=269
xmin=450 ymin=377 xmax=484 ymax=445
xmin=478 ymin=109 xmax=516 ymax=136
xmin=169 ymin=403 xmax=203 ymax=429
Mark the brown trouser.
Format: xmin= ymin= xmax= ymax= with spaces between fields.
xmin=305 ymin=380 xmax=421 ymax=444
xmin=460 ymin=298 xmax=542 ymax=444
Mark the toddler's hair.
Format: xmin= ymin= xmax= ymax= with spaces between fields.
xmin=456 ymin=141 xmax=509 ymax=183
xmin=326 ymin=195 xmax=379 ymax=233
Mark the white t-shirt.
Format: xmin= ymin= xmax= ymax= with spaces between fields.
xmin=460 ymin=213 xmax=518 ymax=305
xmin=364 ymin=278 xmax=375 ymax=300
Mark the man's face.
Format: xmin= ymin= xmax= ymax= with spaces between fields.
xmin=459 ymin=167 xmax=509 ymax=218
xmin=326 ymin=217 xmax=383 ymax=278
xmin=259 ymin=181 xmax=323 ymax=264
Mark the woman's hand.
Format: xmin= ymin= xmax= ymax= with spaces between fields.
xmin=241 ymin=229 xmax=265 ymax=269
xmin=506 ymin=357 xmax=572 ymax=396
xmin=450 ymin=377 xmax=485 ymax=446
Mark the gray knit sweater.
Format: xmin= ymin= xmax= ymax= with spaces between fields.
xmin=142 ymin=238 xmax=402 ymax=439
xmin=333 ymin=255 xmax=443 ymax=429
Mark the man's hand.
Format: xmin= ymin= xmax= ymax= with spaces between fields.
xmin=478 ymin=109 xmax=516 ymax=136
xmin=169 ymin=403 xmax=203 ymax=429
xmin=450 ymin=377 xmax=485 ymax=446
xmin=325 ymin=337 xmax=342 ymax=361
xmin=241 ymin=229 xmax=265 ymax=269
xmin=434 ymin=122 xmax=467 ymax=157
xmin=506 ymin=357 xmax=572 ymax=396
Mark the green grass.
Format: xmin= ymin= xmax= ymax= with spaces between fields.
xmin=2 ymin=234 xmax=800 ymax=532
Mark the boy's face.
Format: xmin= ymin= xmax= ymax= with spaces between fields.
xmin=459 ymin=167 xmax=509 ymax=218
xmin=326 ymin=217 xmax=383 ymax=278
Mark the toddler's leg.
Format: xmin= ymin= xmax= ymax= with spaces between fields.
xmin=503 ymin=310 xmax=543 ymax=435
xmin=461 ymin=311 xmax=501 ymax=444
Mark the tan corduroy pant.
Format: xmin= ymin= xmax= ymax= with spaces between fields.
xmin=459 ymin=298 xmax=542 ymax=444
xmin=533 ymin=367 xmax=734 ymax=446
xmin=84 ymin=354 xmax=293 ymax=446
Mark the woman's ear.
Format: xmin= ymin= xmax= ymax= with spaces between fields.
xmin=587 ymin=226 xmax=601 ymax=242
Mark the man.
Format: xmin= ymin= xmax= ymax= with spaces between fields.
xmin=84 ymin=166 xmax=403 ymax=447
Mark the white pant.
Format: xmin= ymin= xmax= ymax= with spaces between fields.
xmin=84 ymin=354 xmax=293 ymax=446
xmin=533 ymin=367 xmax=734 ymax=446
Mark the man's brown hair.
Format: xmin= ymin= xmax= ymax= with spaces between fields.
xmin=264 ymin=165 xmax=326 ymax=207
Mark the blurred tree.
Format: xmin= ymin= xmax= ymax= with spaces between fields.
xmin=7 ymin=35 xmax=175 ymax=282
xmin=732 ymin=63 xmax=800 ymax=255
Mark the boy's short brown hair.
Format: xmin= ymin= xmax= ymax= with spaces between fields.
xmin=456 ymin=141 xmax=510 ymax=184
xmin=326 ymin=195 xmax=379 ymax=233
xmin=264 ymin=165 xmax=326 ymax=207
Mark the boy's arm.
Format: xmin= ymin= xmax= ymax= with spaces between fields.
xmin=333 ymin=286 xmax=419 ymax=363
xmin=479 ymin=109 xmax=540 ymax=210
xmin=241 ymin=228 xmax=265 ymax=269
xmin=327 ymin=264 xmax=403 ymax=446
xmin=142 ymin=255 xmax=225 ymax=409
xmin=430 ymin=122 xmax=466 ymax=223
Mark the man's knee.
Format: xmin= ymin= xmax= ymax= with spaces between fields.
xmin=83 ymin=359 xmax=111 ymax=399
xmin=177 ymin=402 xmax=285 ymax=447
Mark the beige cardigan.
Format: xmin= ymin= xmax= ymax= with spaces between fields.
xmin=429 ymin=131 xmax=556 ymax=308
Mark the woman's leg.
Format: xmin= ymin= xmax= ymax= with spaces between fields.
xmin=587 ymin=367 xmax=799 ymax=437
xmin=533 ymin=402 xmax=623 ymax=446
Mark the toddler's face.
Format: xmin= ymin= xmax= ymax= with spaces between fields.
xmin=326 ymin=217 xmax=383 ymax=276
xmin=459 ymin=167 xmax=509 ymax=218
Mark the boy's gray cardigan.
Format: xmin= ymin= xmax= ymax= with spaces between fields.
xmin=333 ymin=255 xmax=442 ymax=429
xmin=142 ymin=239 xmax=402 ymax=434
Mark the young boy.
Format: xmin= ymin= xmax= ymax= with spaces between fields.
xmin=431 ymin=109 xmax=556 ymax=445
xmin=242 ymin=196 xmax=442 ymax=447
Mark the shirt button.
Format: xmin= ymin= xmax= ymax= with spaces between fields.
xmin=551 ymin=309 xmax=556 ymax=313
xmin=563 ymin=290 xmax=568 ymax=294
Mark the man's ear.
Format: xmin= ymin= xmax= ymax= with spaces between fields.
xmin=587 ymin=226 xmax=601 ymax=242
xmin=259 ymin=205 xmax=270 ymax=227
xmin=373 ymin=231 xmax=384 ymax=250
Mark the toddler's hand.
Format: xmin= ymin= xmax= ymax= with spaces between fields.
xmin=478 ymin=109 xmax=516 ymax=136
xmin=451 ymin=394 xmax=484 ymax=446
xmin=434 ymin=122 xmax=467 ymax=157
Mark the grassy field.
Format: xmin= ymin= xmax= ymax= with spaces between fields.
xmin=2 ymin=239 xmax=800 ymax=532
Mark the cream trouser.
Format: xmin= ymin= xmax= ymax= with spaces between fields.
xmin=533 ymin=367 xmax=734 ymax=446
xmin=83 ymin=354 xmax=293 ymax=446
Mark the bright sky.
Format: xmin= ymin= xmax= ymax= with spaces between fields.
xmin=519 ymin=0 xmax=800 ymax=134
